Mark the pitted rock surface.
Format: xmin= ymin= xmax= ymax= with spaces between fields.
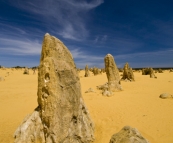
xmin=14 ymin=33 xmax=94 ymax=143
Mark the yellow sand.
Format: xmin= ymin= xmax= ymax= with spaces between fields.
xmin=0 ymin=68 xmax=173 ymax=143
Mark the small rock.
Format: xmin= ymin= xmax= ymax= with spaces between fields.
xmin=102 ymin=90 xmax=113 ymax=97
xmin=85 ymin=88 xmax=95 ymax=93
xmin=159 ymin=93 xmax=173 ymax=99
xmin=97 ymin=83 xmax=108 ymax=90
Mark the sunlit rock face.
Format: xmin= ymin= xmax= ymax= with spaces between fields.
xmin=104 ymin=54 xmax=122 ymax=92
xmin=14 ymin=33 xmax=95 ymax=143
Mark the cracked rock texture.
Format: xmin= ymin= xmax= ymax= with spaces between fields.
xmin=14 ymin=33 xmax=94 ymax=143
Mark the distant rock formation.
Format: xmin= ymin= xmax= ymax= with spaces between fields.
xmin=104 ymin=54 xmax=122 ymax=92
xmin=158 ymin=68 xmax=163 ymax=73
xmin=118 ymin=68 xmax=123 ymax=72
xmin=109 ymin=126 xmax=150 ymax=143
xmin=142 ymin=68 xmax=150 ymax=75
xmin=101 ymin=68 xmax=105 ymax=73
xmin=1 ymin=67 xmax=6 ymax=70
xmin=121 ymin=63 xmax=135 ymax=81
xmin=14 ymin=33 xmax=94 ymax=143
xmin=170 ymin=69 xmax=173 ymax=72
xmin=149 ymin=68 xmax=157 ymax=78
xmin=23 ymin=67 xmax=29 ymax=74
xmin=142 ymin=68 xmax=157 ymax=78
xmin=84 ymin=65 xmax=90 ymax=77
xmin=159 ymin=93 xmax=173 ymax=99
xmin=92 ymin=67 xmax=101 ymax=76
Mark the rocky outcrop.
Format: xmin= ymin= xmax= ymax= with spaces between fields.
xmin=101 ymin=68 xmax=105 ymax=73
xmin=97 ymin=83 xmax=108 ymax=91
xmin=142 ymin=68 xmax=150 ymax=75
xmin=149 ymin=68 xmax=157 ymax=78
xmin=109 ymin=126 xmax=150 ymax=143
xmin=142 ymin=68 xmax=157 ymax=79
xmin=84 ymin=65 xmax=90 ymax=77
xmin=96 ymin=54 xmax=123 ymax=97
xmin=104 ymin=54 xmax=122 ymax=92
xmin=14 ymin=108 xmax=45 ymax=143
xmin=121 ymin=63 xmax=135 ymax=81
xmin=14 ymin=33 xmax=94 ymax=143
xmin=92 ymin=67 xmax=101 ymax=76
xmin=97 ymin=82 xmax=113 ymax=97
xmin=158 ymin=69 xmax=163 ymax=73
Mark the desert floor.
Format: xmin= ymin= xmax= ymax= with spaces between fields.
xmin=0 ymin=68 xmax=173 ymax=143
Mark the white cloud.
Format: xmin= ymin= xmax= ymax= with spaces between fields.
xmin=0 ymin=38 xmax=41 ymax=55
xmin=70 ymin=48 xmax=103 ymax=60
xmin=94 ymin=35 xmax=108 ymax=43
xmin=8 ymin=0 xmax=104 ymax=41
xmin=64 ymin=0 xmax=104 ymax=10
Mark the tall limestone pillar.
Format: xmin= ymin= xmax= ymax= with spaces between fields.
xmin=14 ymin=33 xmax=94 ymax=143
xmin=104 ymin=54 xmax=122 ymax=92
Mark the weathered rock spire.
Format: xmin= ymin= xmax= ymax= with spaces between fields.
xmin=121 ymin=62 xmax=135 ymax=81
xmin=14 ymin=33 xmax=94 ymax=143
xmin=104 ymin=54 xmax=122 ymax=92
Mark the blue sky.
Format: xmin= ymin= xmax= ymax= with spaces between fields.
xmin=0 ymin=0 xmax=173 ymax=68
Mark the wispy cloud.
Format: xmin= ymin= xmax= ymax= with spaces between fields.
xmin=70 ymin=48 xmax=103 ymax=60
xmin=64 ymin=0 xmax=104 ymax=10
xmin=69 ymin=47 xmax=173 ymax=68
xmin=1 ymin=0 xmax=172 ymax=68
xmin=69 ymin=48 xmax=104 ymax=68
xmin=7 ymin=0 xmax=104 ymax=41
xmin=0 ymin=37 xmax=41 ymax=55
xmin=94 ymin=35 xmax=108 ymax=43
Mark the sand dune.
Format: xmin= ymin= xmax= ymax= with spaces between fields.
xmin=0 ymin=69 xmax=173 ymax=143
